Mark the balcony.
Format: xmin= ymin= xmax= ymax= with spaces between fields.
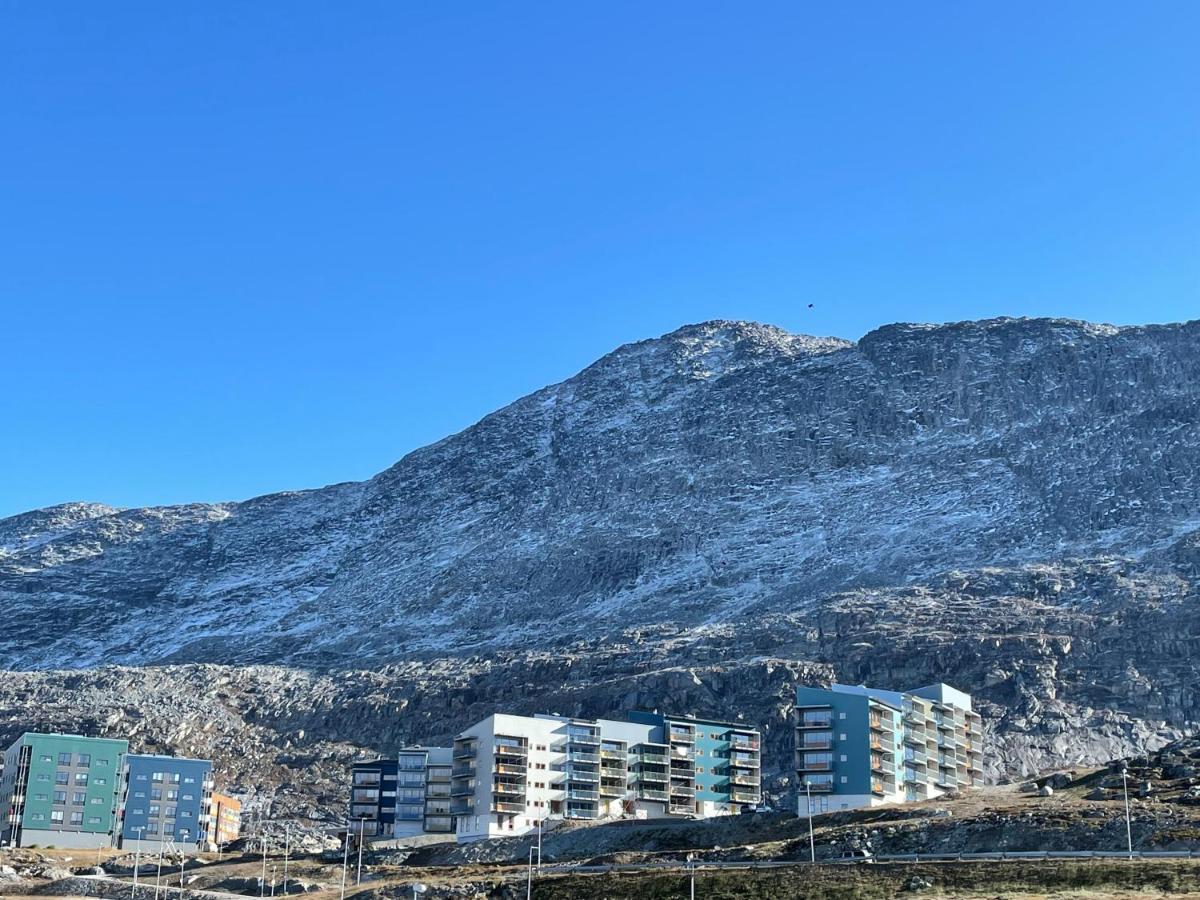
xmin=801 ymin=737 xmax=833 ymax=750
xmin=800 ymin=779 xmax=833 ymax=793
xmin=568 ymin=767 xmax=600 ymax=782
xmin=450 ymin=800 xmax=474 ymax=815
xmin=668 ymin=729 xmax=696 ymax=744
xmin=797 ymin=759 xmax=831 ymax=772
xmin=599 ymin=781 xmax=625 ymax=797
xmin=638 ymin=770 xmax=669 ymax=783
xmin=871 ymin=778 xmax=886 ymax=795
xmin=640 ymin=788 xmax=669 ymax=801
xmin=450 ymin=783 xmax=475 ymax=797
xmin=730 ymin=755 xmax=759 ymax=769
xmin=494 ymin=763 xmax=527 ymax=776
xmin=669 ymin=804 xmax=694 ymax=815
xmin=352 ymin=774 xmax=381 ymax=786
xmin=451 ymin=764 xmax=476 ymax=778
xmin=797 ymin=715 xmax=833 ymax=730
xmin=569 ymin=750 xmax=600 ymax=764
xmin=639 ymin=751 xmax=669 ymax=764
xmin=600 ymin=747 xmax=626 ymax=759
xmin=669 ymin=785 xmax=696 ymax=797
xmin=494 ymin=781 xmax=525 ymax=798
xmin=730 ymin=773 xmax=759 ymax=786
xmin=491 ymin=800 xmax=525 ymax=814
xmin=870 ymin=754 xmax=886 ymax=772
xmin=567 ymin=733 xmax=601 ymax=747
xmin=494 ymin=742 xmax=528 ymax=757
xmin=566 ymin=788 xmax=599 ymax=800
xmin=731 ymin=790 xmax=758 ymax=803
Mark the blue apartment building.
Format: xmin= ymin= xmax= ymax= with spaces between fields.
xmin=119 ymin=754 xmax=213 ymax=851
xmin=795 ymin=682 xmax=983 ymax=815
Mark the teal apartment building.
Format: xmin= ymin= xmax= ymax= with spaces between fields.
xmin=628 ymin=712 xmax=762 ymax=816
xmin=0 ymin=733 xmax=129 ymax=849
xmin=795 ymin=682 xmax=983 ymax=814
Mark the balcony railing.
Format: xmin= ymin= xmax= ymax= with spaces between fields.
xmin=638 ymin=770 xmax=669 ymax=783
xmin=494 ymin=782 xmax=525 ymax=797
xmin=450 ymin=800 xmax=474 ymax=815
xmin=453 ymin=745 xmax=477 ymax=760
xmin=669 ymin=804 xmax=694 ymax=815
xmin=491 ymin=800 xmax=525 ymax=814
xmin=639 ymin=752 xmax=669 ymax=764
xmin=730 ymin=790 xmax=759 ymax=803
xmin=797 ymin=759 xmax=831 ymax=772
xmin=730 ymin=773 xmax=759 ymax=786
xmin=450 ymin=783 xmax=475 ymax=797
xmin=451 ymin=764 xmax=475 ymax=778
xmin=567 ymin=733 xmax=601 ymax=747
xmin=494 ymin=763 xmax=527 ymax=776
xmin=730 ymin=736 xmax=760 ymax=750
xmin=640 ymin=789 xmax=669 ymax=801
xmin=566 ymin=788 xmax=599 ymax=800
xmin=495 ymin=742 xmax=528 ymax=756
xmin=800 ymin=779 xmax=833 ymax=793
xmin=669 ymin=730 xmax=696 ymax=743
xmin=669 ymin=785 xmax=696 ymax=797
xmin=798 ymin=715 xmax=833 ymax=729
xmin=801 ymin=737 xmax=833 ymax=750
xmin=730 ymin=755 xmax=759 ymax=769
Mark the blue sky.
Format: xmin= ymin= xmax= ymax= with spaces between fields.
xmin=2 ymin=2 xmax=1197 ymax=517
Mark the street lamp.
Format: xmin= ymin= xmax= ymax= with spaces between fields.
xmin=412 ymin=883 xmax=427 ymax=900
xmin=526 ymin=846 xmax=534 ymax=900
xmin=338 ymin=819 xmax=350 ymax=900
xmin=283 ymin=824 xmax=290 ymax=896
xmin=1121 ymin=766 xmax=1133 ymax=859
xmin=356 ymin=817 xmax=367 ymax=884
xmin=805 ymin=781 xmax=815 ymax=863
xmin=686 ymin=852 xmax=696 ymax=900
xmin=131 ymin=826 xmax=145 ymax=899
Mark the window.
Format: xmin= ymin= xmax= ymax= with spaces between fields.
xmin=183 ymin=776 xmax=195 ymax=784
xmin=50 ymin=810 xmax=64 ymax=823
xmin=166 ymin=807 xmax=176 ymax=818
xmin=34 ymin=793 xmax=48 ymax=802
xmin=134 ymin=791 xmax=146 ymax=798
xmin=58 ymin=752 xmax=72 ymax=765
xmin=40 ymin=754 xmax=53 ymax=763
xmin=164 ymin=823 xmax=175 ymax=835
xmin=840 ymin=776 xmax=848 ymax=783
xmin=839 ymin=712 xmax=846 ymax=719
xmin=152 ymin=772 xmax=164 ymax=782
xmin=840 ymin=755 xmax=847 ymax=762
xmin=30 ymin=813 xmax=46 ymax=821
xmin=182 ymin=793 xmax=194 ymax=801
xmin=166 ymin=790 xmax=178 ymax=801
xmin=53 ymin=791 xmax=67 ymax=803
xmin=87 ymin=816 xmax=102 ymax=825
xmin=70 ymin=812 xmax=84 ymax=826
xmin=36 ymin=773 xmax=50 ymax=782
xmin=90 ymin=797 xmax=105 ymax=805
xmin=55 ymin=771 xmax=69 ymax=785
xmin=181 ymin=809 xmax=192 ymax=818
xmin=839 ymin=733 xmax=847 ymax=741
xmin=147 ymin=823 xmax=159 ymax=834
xmin=132 ymin=808 xmax=144 ymax=815
xmin=170 ymin=773 xmax=181 ymax=783
xmin=149 ymin=805 xmax=160 ymax=816
xmin=136 ymin=774 xmax=148 ymax=781
xmin=77 ymin=754 xmax=91 ymax=767
xmin=151 ymin=788 xmax=162 ymax=800
xmin=73 ymin=791 xmax=86 ymax=805
xmin=94 ymin=777 xmax=107 ymax=786
xmin=75 ymin=773 xmax=88 ymax=786
xmin=96 ymin=759 xmax=109 ymax=767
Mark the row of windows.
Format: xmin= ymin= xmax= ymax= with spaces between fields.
xmin=127 ymin=806 xmax=193 ymax=819
xmin=40 ymin=771 xmax=96 ymax=786
xmin=140 ymin=823 xmax=193 ymax=837
xmin=130 ymin=789 xmax=193 ymax=801
xmin=39 ymin=753 xmax=109 ymax=767
xmin=29 ymin=811 xmax=104 ymax=825
xmin=33 ymin=792 xmax=107 ymax=805
xmin=133 ymin=772 xmax=193 ymax=784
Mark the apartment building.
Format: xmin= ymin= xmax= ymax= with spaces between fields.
xmin=348 ymin=757 xmax=399 ymax=840
xmin=207 ymin=792 xmax=242 ymax=850
xmin=794 ymin=682 xmax=983 ymax=814
xmin=0 ymin=733 xmax=129 ymax=849
xmin=451 ymin=712 xmax=761 ymax=842
xmin=627 ymin=712 xmax=762 ymax=816
xmin=118 ymin=754 xmax=214 ymax=851
xmin=395 ymin=747 xmax=454 ymax=836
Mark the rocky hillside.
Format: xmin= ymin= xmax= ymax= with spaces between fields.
xmin=3 ymin=316 xmax=1199 ymax=791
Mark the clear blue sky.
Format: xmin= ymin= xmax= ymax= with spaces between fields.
xmin=2 ymin=2 xmax=1197 ymax=517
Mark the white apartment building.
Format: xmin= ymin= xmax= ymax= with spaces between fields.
xmin=449 ymin=712 xmax=760 ymax=842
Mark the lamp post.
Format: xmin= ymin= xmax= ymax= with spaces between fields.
xmin=1121 ymin=766 xmax=1134 ymax=859
xmin=338 ymin=819 xmax=350 ymax=900
xmin=152 ymin=835 xmax=165 ymax=900
xmin=131 ymin=826 xmax=145 ymax=899
xmin=686 ymin=852 xmax=695 ymax=900
xmin=412 ymin=883 xmax=427 ymax=900
xmin=356 ymin=817 xmax=366 ymax=884
xmin=283 ymin=824 xmax=290 ymax=896
xmin=260 ymin=830 xmax=268 ymax=899
xmin=806 ymin=781 xmax=815 ymax=863
xmin=536 ymin=816 xmax=543 ymax=873
xmin=526 ymin=846 xmax=534 ymax=900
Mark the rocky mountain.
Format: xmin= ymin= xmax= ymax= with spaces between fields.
xmin=3 ymin=316 xmax=1199 ymax=803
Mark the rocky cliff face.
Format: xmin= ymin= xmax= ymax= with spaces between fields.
xmin=2 ymin=317 xmax=1199 ymax=798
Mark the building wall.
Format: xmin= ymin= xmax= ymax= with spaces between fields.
xmin=208 ymin=792 xmax=242 ymax=848
xmin=119 ymin=755 xmax=213 ymax=850
xmin=1 ymin=734 xmax=128 ymax=848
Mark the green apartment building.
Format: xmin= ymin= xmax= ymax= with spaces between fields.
xmin=0 ymin=733 xmax=129 ymax=848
